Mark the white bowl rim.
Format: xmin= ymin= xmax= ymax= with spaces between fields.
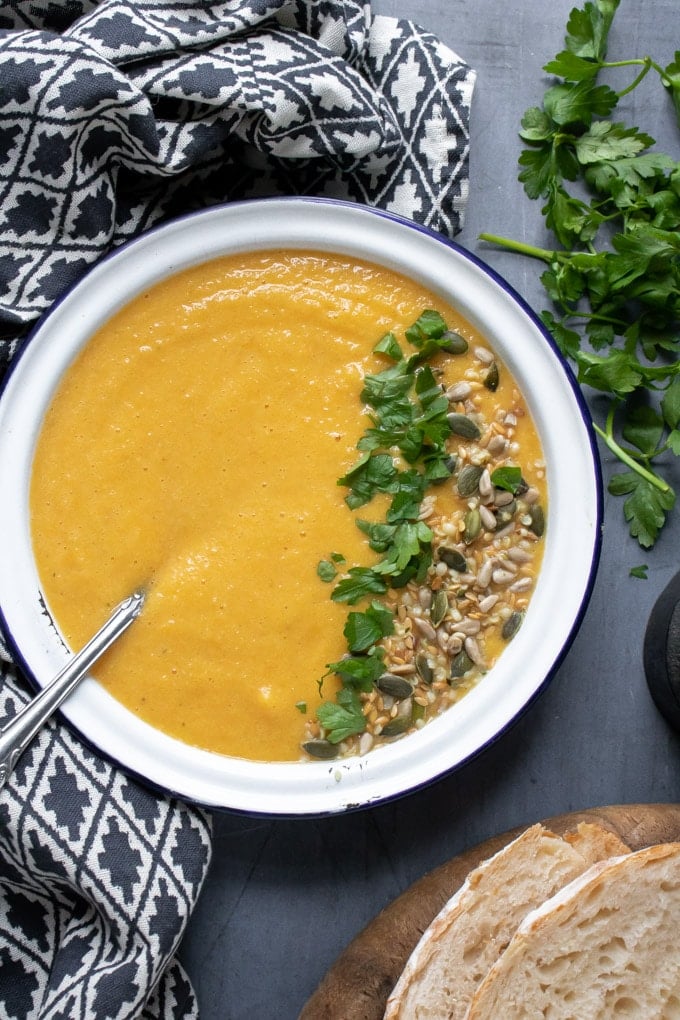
xmin=0 ymin=196 xmax=603 ymax=816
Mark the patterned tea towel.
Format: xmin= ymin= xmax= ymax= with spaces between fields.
xmin=0 ymin=1 xmax=475 ymax=1017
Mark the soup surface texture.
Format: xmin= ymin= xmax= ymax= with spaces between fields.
xmin=30 ymin=251 xmax=545 ymax=762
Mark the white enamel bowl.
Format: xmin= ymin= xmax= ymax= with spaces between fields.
xmin=0 ymin=198 xmax=601 ymax=815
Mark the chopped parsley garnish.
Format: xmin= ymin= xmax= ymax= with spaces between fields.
xmin=325 ymin=648 xmax=386 ymax=691
xmin=490 ymin=465 xmax=524 ymax=494
xmin=330 ymin=566 xmax=388 ymax=604
xmin=343 ymin=601 xmax=395 ymax=653
xmin=312 ymin=311 xmax=466 ymax=744
xmin=316 ymin=559 xmax=338 ymax=582
xmin=338 ymin=452 xmax=399 ymax=510
xmin=316 ymin=688 xmax=367 ymax=744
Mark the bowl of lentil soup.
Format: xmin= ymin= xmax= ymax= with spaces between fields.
xmin=0 ymin=198 xmax=601 ymax=814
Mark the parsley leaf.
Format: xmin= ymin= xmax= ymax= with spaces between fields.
xmin=608 ymin=471 xmax=676 ymax=548
xmin=374 ymin=331 xmax=403 ymax=361
xmin=374 ymin=520 xmax=433 ymax=579
xmin=621 ymin=402 xmax=664 ymax=456
xmin=661 ymin=376 xmax=680 ymax=429
xmin=544 ymin=80 xmax=618 ymax=127
xmin=339 ymin=452 xmax=399 ymax=509
xmin=575 ymin=121 xmax=654 ymax=164
xmin=386 ymin=470 xmax=428 ymax=523
xmin=325 ymin=649 xmax=385 ymax=691
xmin=544 ymin=50 xmax=603 ymax=82
xmin=574 ymin=349 xmax=644 ymax=396
xmin=663 ymin=51 xmax=680 ymax=128
xmin=343 ymin=601 xmax=394 ymax=652
xmin=331 ymin=567 xmax=387 ymax=605
xmin=405 ymin=309 xmax=448 ymax=345
xmin=360 ymin=363 xmax=413 ymax=416
xmin=317 ymin=559 xmax=338 ymax=582
xmin=316 ymin=688 xmax=367 ymax=743
xmin=355 ymin=519 xmax=396 ymax=552
xmin=346 ymin=599 xmax=393 ymax=648
xmin=563 ymin=0 xmax=620 ymax=62
xmin=490 ymin=465 xmax=524 ymax=493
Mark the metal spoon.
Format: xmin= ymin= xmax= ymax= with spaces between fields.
xmin=0 ymin=590 xmax=145 ymax=789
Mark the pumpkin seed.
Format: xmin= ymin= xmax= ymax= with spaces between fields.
xmin=502 ymin=611 xmax=524 ymax=640
xmin=302 ymin=739 xmax=337 ymax=760
xmin=376 ymin=673 xmax=414 ymax=700
xmin=463 ymin=508 xmax=481 ymax=544
xmin=450 ymin=649 xmax=473 ymax=678
xmin=457 ymin=463 xmax=483 ymax=497
xmin=415 ymin=653 xmax=434 ymax=684
xmin=412 ymin=701 xmax=426 ymax=722
xmin=484 ymin=361 xmax=499 ymax=391
xmin=430 ymin=590 xmax=449 ymax=627
xmin=438 ymin=546 xmax=467 ymax=572
xmin=440 ymin=330 xmax=469 ymax=355
xmin=447 ymin=412 xmax=481 ymax=440
xmin=529 ymin=504 xmax=545 ymax=537
xmin=381 ymin=714 xmax=412 ymax=737
xmin=495 ymin=500 xmax=517 ymax=529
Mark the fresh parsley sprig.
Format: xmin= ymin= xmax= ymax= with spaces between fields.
xmin=479 ymin=0 xmax=680 ymax=548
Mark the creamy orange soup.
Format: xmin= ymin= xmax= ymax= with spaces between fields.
xmin=30 ymin=251 xmax=546 ymax=762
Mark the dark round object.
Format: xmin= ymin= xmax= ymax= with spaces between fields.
xmin=644 ymin=571 xmax=680 ymax=730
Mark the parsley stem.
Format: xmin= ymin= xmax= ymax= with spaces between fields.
xmin=593 ymin=417 xmax=671 ymax=494
xmin=601 ymin=55 xmax=672 ymax=96
xmin=600 ymin=57 xmax=653 ymax=98
xmin=567 ymin=309 xmax=630 ymax=331
xmin=478 ymin=233 xmax=553 ymax=263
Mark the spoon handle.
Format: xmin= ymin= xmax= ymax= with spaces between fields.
xmin=0 ymin=591 xmax=145 ymax=789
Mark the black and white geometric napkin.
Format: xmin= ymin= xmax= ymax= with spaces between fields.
xmin=0 ymin=2 xmax=475 ymax=1017
xmin=0 ymin=706 xmax=212 ymax=1019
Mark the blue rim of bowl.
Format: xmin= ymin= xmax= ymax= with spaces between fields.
xmin=0 ymin=196 xmax=604 ymax=815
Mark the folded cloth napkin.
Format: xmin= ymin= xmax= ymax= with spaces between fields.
xmin=0 ymin=1 xmax=475 ymax=1017
xmin=0 ymin=701 xmax=213 ymax=1020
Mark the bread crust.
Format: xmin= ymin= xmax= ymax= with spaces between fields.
xmin=465 ymin=842 xmax=680 ymax=1019
xmin=383 ymin=822 xmax=629 ymax=1019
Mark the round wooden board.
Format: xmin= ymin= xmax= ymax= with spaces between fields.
xmin=299 ymin=803 xmax=680 ymax=1020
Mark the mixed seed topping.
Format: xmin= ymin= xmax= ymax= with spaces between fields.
xmin=302 ymin=311 xmax=546 ymax=761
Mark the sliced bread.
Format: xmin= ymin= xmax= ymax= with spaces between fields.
xmin=383 ymin=822 xmax=630 ymax=1019
xmin=465 ymin=841 xmax=680 ymax=1019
